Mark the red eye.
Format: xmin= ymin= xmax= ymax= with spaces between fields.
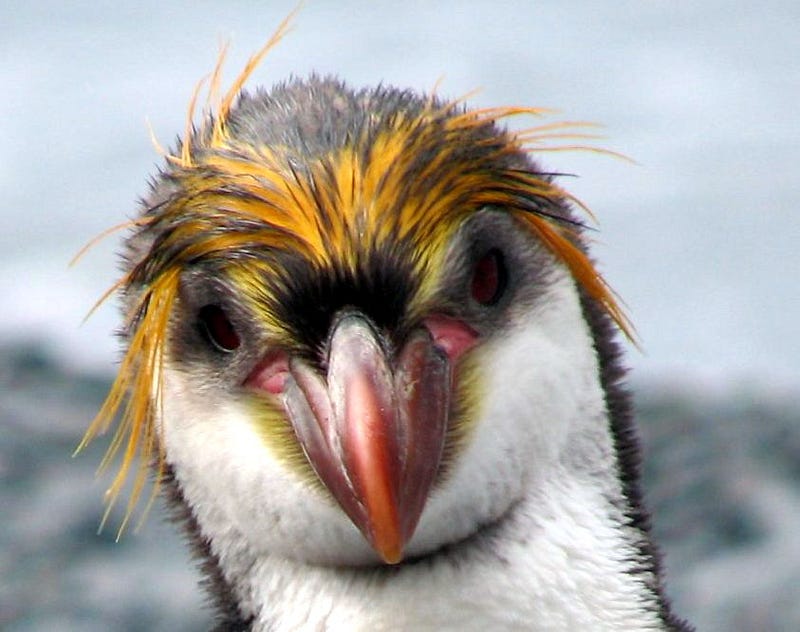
xmin=199 ymin=305 xmax=240 ymax=352
xmin=471 ymin=249 xmax=507 ymax=306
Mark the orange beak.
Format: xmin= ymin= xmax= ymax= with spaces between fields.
xmin=275 ymin=313 xmax=461 ymax=564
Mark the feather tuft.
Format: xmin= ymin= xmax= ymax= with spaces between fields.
xmin=77 ymin=16 xmax=634 ymax=534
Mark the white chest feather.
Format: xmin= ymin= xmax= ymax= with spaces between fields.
xmin=234 ymin=483 xmax=662 ymax=631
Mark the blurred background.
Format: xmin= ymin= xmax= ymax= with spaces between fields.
xmin=2 ymin=1 xmax=798 ymax=630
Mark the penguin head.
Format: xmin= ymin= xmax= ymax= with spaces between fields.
xmin=81 ymin=48 xmax=630 ymax=569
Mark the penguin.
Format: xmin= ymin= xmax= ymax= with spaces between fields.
xmin=79 ymin=27 xmax=692 ymax=632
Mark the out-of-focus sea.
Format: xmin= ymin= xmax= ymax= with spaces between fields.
xmin=2 ymin=2 xmax=798 ymax=631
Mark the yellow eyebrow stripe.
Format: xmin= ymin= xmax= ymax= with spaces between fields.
xmin=77 ymin=17 xmax=631 ymax=536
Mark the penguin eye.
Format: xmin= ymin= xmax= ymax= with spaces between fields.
xmin=198 ymin=305 xmax=241 ymax=352
xmin=470 ymin=248 xmax=507 ymax=306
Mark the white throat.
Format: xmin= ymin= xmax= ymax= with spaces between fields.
xmin=158 ymin=269 xmax=664 ymax=630
xmin=212 ymin=481 xmax=662 ymax=631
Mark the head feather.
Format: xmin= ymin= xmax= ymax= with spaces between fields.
xmin=77 ymin=18 xmax=633 ymax=533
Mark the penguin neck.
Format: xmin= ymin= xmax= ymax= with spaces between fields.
xmin=159 ymin=293 xmax=685 ymax=630
xmin=165 ymin=447 xmax=668 ymax=631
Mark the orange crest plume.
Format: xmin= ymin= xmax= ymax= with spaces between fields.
xmin=76 ymin=11 xmax=633 ymax=536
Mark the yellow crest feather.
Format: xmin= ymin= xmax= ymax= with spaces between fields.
xmin=77 ymin=15 xmax=633 ymax=535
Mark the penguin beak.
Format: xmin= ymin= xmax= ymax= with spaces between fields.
xmin=247 ymin=312 xmax=475 ymax=564
xmin=289 ymin=313 xmax=455 ymax=564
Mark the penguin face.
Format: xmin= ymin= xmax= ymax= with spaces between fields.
xmin=83 ymin=73 xmax=628 ymax=568
xmin=155 ymin=202 xmax=601 ymax=567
